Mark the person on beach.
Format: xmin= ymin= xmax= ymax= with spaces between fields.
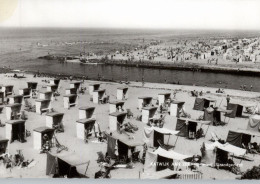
xmin=226 ymin=95 xmax=230 ymax=105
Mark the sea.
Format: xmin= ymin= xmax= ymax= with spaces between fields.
xmin=1 ymin=27 xmax=260 ymax=91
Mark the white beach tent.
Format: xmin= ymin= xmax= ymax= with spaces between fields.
xmin=143 ymin=127 xmax=179 ymax=148
xmin=144 ymin=147 xmax=191 ymax=174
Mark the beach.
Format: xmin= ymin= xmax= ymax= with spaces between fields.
xmin=0 ymin=72 xmax=260 ymax=179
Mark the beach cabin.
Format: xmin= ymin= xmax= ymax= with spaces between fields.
xmin=65 ymin=88 xmax=77 ymax=95
xmin=138 ymin=96 xmax=153 ymax=110
xmin=35 ymin=99 xmax=51 ymax=114
xmin=5 ymin=120 xmax=26 ymax=143
xmin=193 ymin=97 xmax=216 ymax=111
xmin=226 ymin=103 xmax=243 ymax=118
xmin=0 ymin=138 xmax=9 ymax=155
xmin=49 ymin=78 xmax=60 ymax=86
xmin=93 ymin=89 xmax=106 ymax=104
xmin=89 ymin=83 xmax=100 ymax=95
xmin=158 ymin=93 xmax=171 ymax=106
xmin=70 ymin=81 xmax=82 ymax=92
xmin=76 ymin=119 xmax=96 ymax=140
xmin=9 ymin=95 xmax=23 ymax=104
xmin=117 ymin=87 xmax=129 ymax=100
xmin=27 ymin=82 xmax=38 ymax=91
xmin=176 ymin=118 xmax=211 ymax=139
xmin=109 ymin=100 xmax=125 ymax=113
xmin=109 ymin=112 xmax=127 ymax=131
xmin=79 ymin=106 xmax=95 ymax=119
xmin=46 ymin=84 xmax=58 ymax=93
xmin=39 ymin=91 xmax=54 ymax=101
xmin=19 ymin=88 xmax=32 ymax=98
xmin=46 ymin=112 xmax=64 ymax=129
xmin=142 ymin=106 xmax=158 ymax=124
xmin=63 ymin=94 xmax=78 ymax=109
xmin=2 ymin=85 xmax=13 ymax=97
xmin=170 ymin=101 xmax=185 ymax=117
xmin=5 ymin=103 xmax=22 ymax=120
xmin=0 ymin=92 xmax=4 ymax=105
xmin=33 ymin=127 xmax=54 ymax=150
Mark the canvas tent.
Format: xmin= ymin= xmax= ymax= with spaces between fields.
xmin=144 ymin=147 xmax=191 ymax=173
xmin=158 ymin=93 xmax=171 ymax=106
xmin=175 ymin=118 xmax=211 ymax=139
xmin=46 ymin=112 xmax=64 ymax=129
xmin=5 ymin=103 xmax=22 ymax=120
xmin=93 ymin=89 xmax=106 ymax=104
xmin=79 ymin=106 xmax=95 ymax=119
xmin=49 ymin=78 xmax=60 ymax=86
xmin=6 ymin=120 xmax=26 ymax=143
xmin=63 ymin=94 xmax=78 ymax=109
xmin=143 ymin=127 xmax=179 ymax=148
xmin=109 ymin=100 xmax=125 ymax=113
xmin=201 ymin=142 xmax=246 ymax=166
xmin=46 ymin=152 xmax=89 ymax=178
xmin=117 ymin=87 xmax=128 ymax=100
xmin=70 ymin=81 xmax=82 ymax=92
xmin=35 ymin=99 xmax=51 ymax=114
xmin=89 ymin=83 xmax=100 ymax=95
xmin=65 ymin=88 xmax=77 ymax=95
xmin=33 ymin=127 xmax=55 ymax=150
xmin=247 ymin=115 xmax=260 ymax=133
xmin=226 ymin=103 xmax=244 ymax=118
xmin=106 ymin=133 xmax=144 ymax=160
xmin=203 ymin=107 xmax=233 ymax=125
xmin=9 ymin=95 xmax=23 ymax=104
xmin=142 ymin=106 xmax=158 ymax=123
xmin=76 ymin=119 xmax=96 ymax=140
xmin=193 ymin=97 xmax=216 ymax=111
xmin=138 ymin=96 xmax=153 ymax=110
xmin=2 ymin=85 xmax=13 ymax=97
xmin=39 ymin=91 xmax=54 ymax=101
xmin=47 ymin=84 xmax=58 ymax=93
xmin=226 ymin=128 xmax=260 ymax=148
xmin=170 ymin=101 xmax=185 ymax=117
xmin=19 ymin=88 xmax=32 ymax=98
xmin=27 ymin=82 xmax=38 ymax=90
xmin=0 ymin=138 xmax=9 ymax=155
xmin=109 ymin=112 xmax=127 ymax=131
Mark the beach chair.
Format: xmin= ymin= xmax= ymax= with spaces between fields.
xmin=157 ymin=140 xmax=174 ymax=151
xmin=132 ymin=151 xmax=140 ymax=162
xmin=53 ymin=134 xmax=68 ymax=153
xmin=126 ymin=109 xmax=134 ymax=119
xmin=97 ymin=151 xmax=106 ymax=163
xmin=127 ymin=122 xmax=138 ymax=131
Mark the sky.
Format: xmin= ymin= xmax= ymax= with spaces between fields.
xmin=0 ymin=0 xmax=260 ymax=30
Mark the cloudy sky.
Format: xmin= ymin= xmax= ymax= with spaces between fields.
xmin=0 ymin=0 xmax=260 ymax=30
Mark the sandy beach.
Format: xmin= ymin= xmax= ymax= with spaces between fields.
xmin=0 ymin=72 xmax=259 ymax=179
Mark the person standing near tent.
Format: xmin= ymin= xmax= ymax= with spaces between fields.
xmin=226 ymin=95 xmax=231 ymax=105
xmin=94 ymin=121 xmax=100 ymax=138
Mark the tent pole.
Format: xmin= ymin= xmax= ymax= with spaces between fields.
xmin=204 ymin=125 xmax=210 ymax=138
xmin=84 ymin=161 xmax=90 ymax=175
xmin=173 ymin=136 xmax=179 ymax=148
xmin=167 ymin=135 xmax=170 ymax=145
